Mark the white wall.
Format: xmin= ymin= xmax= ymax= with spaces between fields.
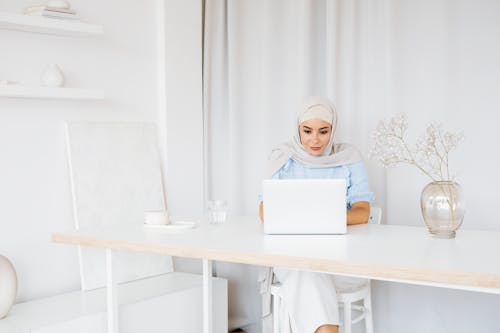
xmin=0 ymin=0 xmax=160 ymax=301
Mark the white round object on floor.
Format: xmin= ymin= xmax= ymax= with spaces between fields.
xmin=0 ymin=255 xmax=17 ymax=319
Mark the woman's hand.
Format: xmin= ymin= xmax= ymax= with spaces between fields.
xmin=347 ymin=201 xmax=370 ymax=225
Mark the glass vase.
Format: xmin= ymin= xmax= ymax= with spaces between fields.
xmin=420 ymin=181 xmax=465 ymax=239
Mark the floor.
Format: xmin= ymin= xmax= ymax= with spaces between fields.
xmin=240 ymin=322 xmax=261 ymax=333
xmin=230 ymin=321 xmax=261 ymax=333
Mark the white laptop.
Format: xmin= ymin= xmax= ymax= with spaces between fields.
xmin=262 ymin=179 xmax=347 ymax=235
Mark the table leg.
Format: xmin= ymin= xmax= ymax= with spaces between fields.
xmin=203 ymin=259 xmax=213 ymax=333
xmin=106 ymin=248 xmax=119 ymax=333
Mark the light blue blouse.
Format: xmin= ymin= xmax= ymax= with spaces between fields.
xmin=261 ymin=159 xmax=374 ymax=209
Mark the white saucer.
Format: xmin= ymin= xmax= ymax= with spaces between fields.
xmin=144 ymin=221 xmax=197 ymax=230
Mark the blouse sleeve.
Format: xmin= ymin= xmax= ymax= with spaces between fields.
xmin=346 ymin=161 xmax=374 ymax=208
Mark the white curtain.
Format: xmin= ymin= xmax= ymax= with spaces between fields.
xmin=203 ymin=0 xmax=389 ymax=328
xmin=204 ymin=0 xmax=388 ymax=218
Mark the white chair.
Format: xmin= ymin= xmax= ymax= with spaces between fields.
xmin=270 ymin=206 xmax=382 ymax=333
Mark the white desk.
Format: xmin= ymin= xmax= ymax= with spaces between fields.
xmin=52 ymin=216 xmax=500 ymax=332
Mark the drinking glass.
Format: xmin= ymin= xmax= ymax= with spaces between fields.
xmin=207 ymin=200 xmax=227 ymax=224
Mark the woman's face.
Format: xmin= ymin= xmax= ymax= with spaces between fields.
xmin=298 ymin=119 xmax=332 ymax=156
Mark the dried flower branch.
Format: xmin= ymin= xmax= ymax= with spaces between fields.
xmin=369 ymin=114 xmax=464 ymax=181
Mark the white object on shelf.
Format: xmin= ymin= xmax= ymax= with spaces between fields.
xmin=46 ymin=0 xmax=71 ymax=10
xmin=0 ymin=11 xmax=103 ymax=36
xmin=41 ymin=64 xmax=65 ymax=87
xmin=0 ymin=85 xmax=104 ymax=100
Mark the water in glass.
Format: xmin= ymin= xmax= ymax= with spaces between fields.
xmin=208 ymin=200 xmax=227 ymax=224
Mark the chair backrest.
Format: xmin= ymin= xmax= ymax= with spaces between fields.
xmin=368 ymin=206 xmax=382 ymax=224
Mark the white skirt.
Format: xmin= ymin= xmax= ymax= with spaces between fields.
xmin=273 ymin=268 xmax=367 ymax=333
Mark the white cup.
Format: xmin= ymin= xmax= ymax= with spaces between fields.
xmin=144 ymin=210 xmax=169 ymax=225
xmin=207 ymin=200 xmax=227 ymax=224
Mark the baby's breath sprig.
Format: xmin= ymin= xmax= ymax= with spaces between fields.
xmin=369 ymin=114 xmax=464 ymax=181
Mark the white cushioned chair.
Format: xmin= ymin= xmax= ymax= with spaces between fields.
xmin=270 ymin=206 xmax=382 ymax=333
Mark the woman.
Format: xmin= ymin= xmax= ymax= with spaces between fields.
xmin=259 ymin=96 xmax=374 ymax=333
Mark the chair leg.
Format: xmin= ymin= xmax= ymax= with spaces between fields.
xmin=343 ymin=301 xmax=352 ymax=333
xmin=364 ymin=288 xmax=374 ymax=333
xmin=273 ymin=295 xmax=280 ymax=333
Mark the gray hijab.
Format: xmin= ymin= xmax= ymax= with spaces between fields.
xmin=267 ymin=96 xmax=362 ymax=177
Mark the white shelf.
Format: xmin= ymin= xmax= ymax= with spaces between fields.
xmin=0 ymin=11 xmax=103 ymax=36
xmin=0 ymin=85 xmax=104 ymax=100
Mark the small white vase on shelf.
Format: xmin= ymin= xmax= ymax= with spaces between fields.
xmin=41 ymin=64 xmax=65 ymax=87
xmin=0 ymin=254 xmax=17 ymax=319
xmin=46 ymin=0 xmax=71 ymax=9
